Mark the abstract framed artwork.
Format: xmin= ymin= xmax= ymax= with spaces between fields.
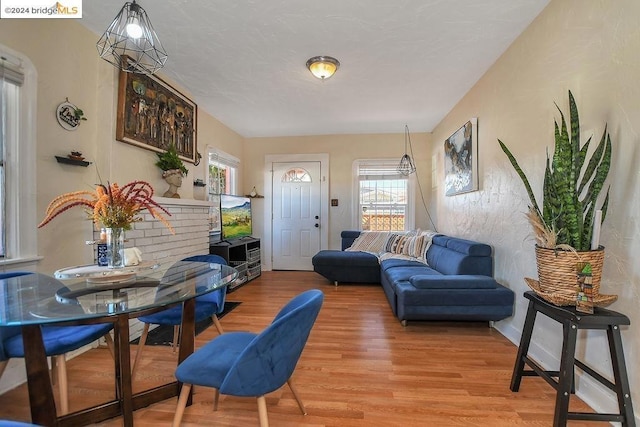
xmin=116 ymin=57 xmax=198 ymax=163
xmin=444 ymin=118 xmax=478 ymax=196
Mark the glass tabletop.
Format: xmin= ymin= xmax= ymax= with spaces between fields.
xmin=53 ymin=261 xmax=162 ymax=281
xmin=0 ymin=261 xmax=238 ymax=326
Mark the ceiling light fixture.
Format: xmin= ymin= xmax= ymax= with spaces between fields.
xmin=306 ymin=56 xmax=340 ymax=80
xmin=96 ymin=0 xmax=167 ymax=75
xmin=397 ymin=125 xmax=417 ymax=176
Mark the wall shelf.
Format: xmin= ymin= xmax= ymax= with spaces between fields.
xmin=55 ymin=156 xmax=92 ymax=167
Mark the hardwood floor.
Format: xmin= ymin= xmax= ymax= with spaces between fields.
xmin=0 ymin=271 xmax=607 ymax=426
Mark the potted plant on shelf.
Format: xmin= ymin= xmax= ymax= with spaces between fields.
xmin=155 ymin=143 xmax=188 ymax=198
xmin=498 ymin=90 xmax=616 ymax=306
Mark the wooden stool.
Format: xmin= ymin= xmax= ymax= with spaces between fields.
xmin=511 ymin=291 xmax=635 ymax=426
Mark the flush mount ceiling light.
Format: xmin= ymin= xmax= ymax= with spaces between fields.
xmin=96 ymin=0 xmax=167 ymax=75
xmin=397 ymin=125 xmax=417 ymax=176
xmin=306 ymin=56 xmax=340 ymax=80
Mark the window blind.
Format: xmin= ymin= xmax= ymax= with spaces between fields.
xmin=1 ymin=55 xmax=24 ymax=87
xmin=356 ymin=159 xmax=405 ymax=180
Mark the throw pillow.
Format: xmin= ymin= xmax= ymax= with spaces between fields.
xmin=346 ymin=231 xmax=391 ymax=253
xmin=385 ymin=232 xmax=436 ymax=264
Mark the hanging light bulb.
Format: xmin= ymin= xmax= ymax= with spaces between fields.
xmin=397 ymin=125 xmax=416 ymax=175
xmin=97 ymin=0 xmax=167 ymax=75
xmin=125 ymin=4 xmax=143 ymax=39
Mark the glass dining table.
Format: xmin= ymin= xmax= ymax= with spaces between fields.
xmin=0 ymin=260 xmax=237 ymax=427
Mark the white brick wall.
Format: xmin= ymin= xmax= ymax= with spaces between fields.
xmin=93 ymin=197 xmax=214 ymax=340
xmin=94 ymin=197 xmax=213 ymax=263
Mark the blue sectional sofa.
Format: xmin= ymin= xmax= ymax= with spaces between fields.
xmin=312 ymin=231 xmax=514 ymax=326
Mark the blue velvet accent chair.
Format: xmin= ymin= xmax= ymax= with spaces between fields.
xmin=132 ymin=255 xmax=228 ymax=377
xmin=0 ymin=271 xmax=114 ymax=415
xmin=0 ymin=421 xmax=42 ymax=426
xmin=172 ymin=289 xmax=324 ymax=427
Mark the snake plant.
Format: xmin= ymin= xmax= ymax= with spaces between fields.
xmin=498 ymin=90 xmax=611 ymax=251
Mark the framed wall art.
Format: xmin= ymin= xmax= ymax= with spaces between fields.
xmin=116 ymin=57 xmax=198 ymax=163
xmin=444 ymin=118 xmax=478 ymax=196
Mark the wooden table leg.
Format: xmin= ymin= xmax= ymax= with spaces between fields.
xmin=554 ymin=320 xmax=578 ymax=427
xmin=114 ymin=314 xmax=134 ymax=427
xmin=510 ymin=299 xmax=537 ymax=392
xmin=178 ymin=298 xmax=195 ymax=407
xmin=22 ymin=324 xmax=58 ymax=426
xmin=607 ymin=325 xmax=636 ymax=426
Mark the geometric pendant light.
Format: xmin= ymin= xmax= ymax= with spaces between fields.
xmin=397 ymin=125 xmax=417 ymax=176
xmin=96 ymin=0 xmax=168 ymax=75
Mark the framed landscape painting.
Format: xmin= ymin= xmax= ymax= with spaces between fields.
xmin=116 ymin=57 xmax=198 ymax=163
xmin=444 ymin=118 xmax=478 ymax=196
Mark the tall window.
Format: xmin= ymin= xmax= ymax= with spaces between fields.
xmin=208 ymin=148 xmax=239 ymax=195
xmin=354 ymin=159 xmax=414 ymax=231
xmin=0 ymin=47 xmax=37 ymax=263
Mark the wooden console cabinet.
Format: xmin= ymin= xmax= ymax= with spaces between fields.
xmin=210 ymin=237 xmax=261 ymax=290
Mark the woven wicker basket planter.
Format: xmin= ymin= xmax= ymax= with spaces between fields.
xmin=535 ymin=245 xmax=604 ymax=295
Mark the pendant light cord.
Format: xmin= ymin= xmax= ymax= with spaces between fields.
xmin=405 ymin=125 xmax=438 ymax=233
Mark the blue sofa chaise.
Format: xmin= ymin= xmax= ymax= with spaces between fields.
xmin=312 ymin=231 xmax=514 ymax=326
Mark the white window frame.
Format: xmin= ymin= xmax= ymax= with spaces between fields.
xmin=205 ymin=146 xmax=239 ymax=195
xmin=0 ymin=45 xmax=39 ymax=266
xmin=352 ymin=159 xmax=415 ymax=231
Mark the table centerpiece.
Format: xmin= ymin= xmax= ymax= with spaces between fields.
xmin=38 ymin=181 xmax=173 ymax=268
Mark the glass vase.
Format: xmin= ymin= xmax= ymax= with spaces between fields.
xmin=106 ymin=227 xmax=125 ymax=269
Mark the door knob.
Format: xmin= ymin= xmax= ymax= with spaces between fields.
xmin=315 ymin=215 xmax=319 ymax=219
xmin=315 ymin=224 xmax=319 ymax=228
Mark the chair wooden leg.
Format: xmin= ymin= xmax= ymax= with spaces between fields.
xmin=54 ymin=355 xmax=69 ymax=415
xmin=287 ymin=378 xmax=307 ymax=415
xmin=0 ymin=360 xmax=8 ymax=380
xmin=212 ymin=314 xmax=224 ymax=335
xmin=50 ymin=356 xmax=58 ymax=385
xmin=132 ymin=323 xmax=150 ymax=377
xmin=256 ymin=395 xmax=269 ymax=427
xmin=213 ymin=388 xmax=220 ymax=411
xmin=172 ymin=383 xmax=191 ymax=427
xmin=172 ymin=325 xmax=180 ymax=353
xmin=104 ymin=332 xmax=115 ymax=359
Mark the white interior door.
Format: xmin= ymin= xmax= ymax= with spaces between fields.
xmin=272 ymin=161 xmax=321 ymax=270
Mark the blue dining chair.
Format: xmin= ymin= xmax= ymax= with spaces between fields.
xmin=0 ymin=421 xmax=42 ymax=427
xmin=172 ymin=289 xmax=324 ymax=427
xmin=132 ymin=254 xmax=228 ymax=377
xmin=0 ymin=271 xmax=114 ymax=415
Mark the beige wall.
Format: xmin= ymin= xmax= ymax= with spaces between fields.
xmin=430 ymin=0 xmax=639 ymax=417
xmin=0 ymin=19 xmax=243 ymax=275
xmin=244 ymin=132 xmax=431 ymax=250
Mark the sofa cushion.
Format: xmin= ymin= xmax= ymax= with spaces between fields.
xmin=383 ymin=266 xmax=441 ymax=284
xmin=312 ymin=250 xmax=379 ymax=267
xmin=432 ymin=235 xmax=491 ymax=256
xmin=380 ymin=258 xmax=430 ymax=271
xmin=426 ymin=243 xmax=493 ymax=276
xmin=312 ymin=250 xmax=380 ymax=284
xmin=409 ymin=275 xmax=498 ymax=290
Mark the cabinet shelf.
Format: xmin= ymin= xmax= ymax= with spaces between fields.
xmin=210 ymin=237 xmax=261 ymax=292
xmin=55 ymin=156 xmax=92 ymax=167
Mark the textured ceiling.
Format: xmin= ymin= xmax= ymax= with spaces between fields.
xmin=79 ymin=0 xmax=550 ymax=138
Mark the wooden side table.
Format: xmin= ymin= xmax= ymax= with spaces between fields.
xmin=511 ymin=291 xmax=635 ymax=426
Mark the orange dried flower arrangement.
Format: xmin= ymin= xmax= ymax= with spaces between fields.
xmin=38 ymin=181 xmax=173 ymax=233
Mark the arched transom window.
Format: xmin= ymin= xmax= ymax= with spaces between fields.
xmin=282 ymin=168 xmax=312 ymax=183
